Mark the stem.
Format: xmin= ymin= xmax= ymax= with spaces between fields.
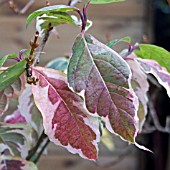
xmin=33 ymin=139 xmax=50 ymax=163
xmin=148 ymin=100 xmax=170 ymax=133
xmin=34 ymin=24 xmax=52 ymax=65
xmin=82 ymin=0 xmax=91 ymax=33
xmin=26 ymin=131 xmax=47 ymax=161
xmin=20 ymin=0 xmax=35 ymax=14
xmin=76 ymin=10 xmax=85 ymax=34
xmin=29 ymin=31 xmax=39 ymax=60
xmin=68 ymin=0 xmax=82 ymax=6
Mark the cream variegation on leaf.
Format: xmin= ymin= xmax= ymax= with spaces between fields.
xmin=31 ymin=67 xmax=100 ymax=160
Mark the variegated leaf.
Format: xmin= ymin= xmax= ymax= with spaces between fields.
xmin=126 ymin=55 xmax=149 ymax=132
xmin=137 ymin=58 xmax=170 ymax=97
xmin=4 ymin=109 xmax=27 ymax=124
xmin=18 ymin=86 xmax=43 ymax=135
xmin=0 ymin=73 xmax=25 ymax=116
xmin=0 ymin=123 xmax=33 ymax=158
xmin=0 ymin=155 xmax=38 ymax=170
xmin=31 ymin=67 xmax=100 ymax=160
xmin=68 ymin=33 xmax=138 ymax=143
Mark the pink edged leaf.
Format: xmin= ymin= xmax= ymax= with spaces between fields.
xmin=0 ymin=155 xmax=38 ymax=170
xmin=31 ymin=67 xmax=100 ymax=160
xmin=126 ymin=55 xmax=149 ymax=132
xmin=68 ymin=33 xmax=139 ymax=143
xmin=137 ymin=58 xmax=170 ymax=97
xmin=0 ymin=123 xmax=33 ymax=158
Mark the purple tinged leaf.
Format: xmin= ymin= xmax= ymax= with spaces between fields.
xmin=0 ymin=155 xmax=38 ymax=170
xmin=137 ymin=58 xmax=170 ymax=98
xmin=126 ymin=54 xmax=149 ymax=132
xmin=31 ymin=67 xmax=100 ymax=160
xmin=4 ymin=109 xmax=27 ymax=124
xmin=68 ymin=34 xmax=139 ymax=143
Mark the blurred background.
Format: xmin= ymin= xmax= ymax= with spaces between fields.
xmin=0 ymin=0 xmax=170 ymax=170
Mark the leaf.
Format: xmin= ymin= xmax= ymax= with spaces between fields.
xmin=126 ymin=54 xmax=149 ymax=132
xmin=4 ymin=109 xmax=27 ymax=124
xmin=0 ymin=59 xmax=26 ymax=91
xmin=68 ymin=34 xmax=138 ymax=143
xmin=46 ymin=57 xmax=68 ymax=71
xmin=18 ymin=86 xmax=43 ymax=135
xmin=0 ymin=92 xmax=8 ymax=116
xmin=26 ymin=5 xmax=78 ymax=27
xmin=90 ymin=0 xmax=126 ymax=4
xmin=40 ymin=12 xmax=76 ymax=27
xmin=137 ymin=58 xmax=170 ymax=98
xmin=0 ymin=123 xmax=33 ymax=158
xmin=31 ymin=67 xmax=100 ymax=160
xmin=0 ymin=155 xmax=38 ymax=170
xmin=0 ymin=54 xmax=17 ymax=68
xmin=36 ymin=12 xmax=76 ymax=37
xmin=106 ymin=36 xmax=131 ymax=48
xmin=0 ymin=74 xmax=25 ymax=116
xmin=134 ymin=44 xmax=170 ymax=72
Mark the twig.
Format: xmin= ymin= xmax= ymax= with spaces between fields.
xmin=26 ymin=131 xmax=48 ymax=161
xmin=148 ymin=100 xmax=170 ymax=133
xmin=20 ymin=0 xmax=35 ymax=14
xmin=8 ymin=0 xmax=19 ymax=14
xmin=33 ymin=138 xmax=50 ymax=163
xmin=95 ymin=147 xmax=132 ymax=168
xmin=34 ymin=24 xmax=53 ymax=65
xmin=68 ymin=0 xmax=82 ymax=6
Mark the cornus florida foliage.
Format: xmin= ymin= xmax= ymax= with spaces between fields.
xmin=0 ymin=0 xmax=170 ymax=169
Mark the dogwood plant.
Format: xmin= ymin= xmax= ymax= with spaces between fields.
xmin=0 ymin=0 xmax=170 ymax=169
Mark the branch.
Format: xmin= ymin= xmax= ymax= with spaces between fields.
xmin=95 ymin=147 xmax=132 ymax=168
xmin=26 ymin=131 xmax=48 ymax=161
xmin=148 ymin=100 xmax=170 ymax=133
xmin=34 ymin=24 xmax=53 ymax=65
xmin=20 ymin=0 xmax=35 ymax=14
xmin=68 ymin=0 xmax=82 ymax=6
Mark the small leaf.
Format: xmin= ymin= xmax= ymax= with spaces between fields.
xmin=0 ymin=59 xmax=26 ymax=91
xmin=32 ymin=67 xmax=100 ymax=160
xmin=0 ymin=54 xmax=17 ymax=68
xmin=26 ymin=5 xmax=78 ymax=27
xmin=134 ymin=44 xmax=170 ymax=72
xmin=137 ymin=58 xmax=170 ymax=98
xmin=68 ymin=34 xmax=138 ymax=143
xmin=106 ymin=36 xmax=131 ymax=48
xmin=0 ymin=155 xmax=38 ymax=170
xmin=0 ymin=123 xmax=33 ymax=158
xmin=90 ymin=0 xmax=126 ymax=4
xmin=45 ymin=57 xmax=68 ymax=71
xmin=126 ymin=54 xmax=149 ymax=132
